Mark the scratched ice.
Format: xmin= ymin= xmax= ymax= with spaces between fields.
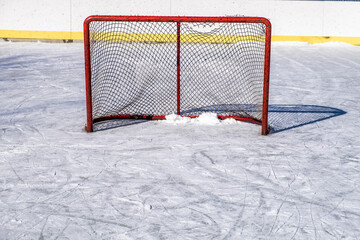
xmin=0 ymin=40 xmax=359 ymax=239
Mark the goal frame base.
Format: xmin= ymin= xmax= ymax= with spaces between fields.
xmin=86 ymin=114 xmax=269 ymax=135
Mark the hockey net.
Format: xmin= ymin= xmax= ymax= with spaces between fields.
xmin=84 ymin=16 xmax=271 ymax=134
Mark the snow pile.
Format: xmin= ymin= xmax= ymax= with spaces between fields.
xmin=163 ymin=112 xmax=239 ymax=125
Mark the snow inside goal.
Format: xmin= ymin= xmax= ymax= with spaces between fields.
xmin=84 ymin=16 xmax=271 ymax=135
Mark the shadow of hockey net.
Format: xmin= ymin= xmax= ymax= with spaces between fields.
xmin=84 ymin=16 xmax=271 ymax=135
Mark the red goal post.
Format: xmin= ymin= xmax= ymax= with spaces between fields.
xmin=84 ymin=15 xmax=271 ymax=135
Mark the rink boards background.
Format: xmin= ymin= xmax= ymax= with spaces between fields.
xmin=0 ymin=0 xmax=360 ymax=44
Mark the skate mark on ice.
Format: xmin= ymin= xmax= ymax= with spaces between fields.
xmin=310 ymin=193 xmax=318 ymax=240
xmin=200 ymin=151 xmax=216 ymax=165
xmin=223 ymin=170 xmax=248 ymax=239
xmin=191 ymin=151 xmax=229 ymax=182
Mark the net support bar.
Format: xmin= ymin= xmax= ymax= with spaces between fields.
xmin=177 ymin=22 xmax=181 ymax=115
xmin=84 ymin=22 xmax=93 ymax=133
xmin=261 ymin=22 xmax=271 ymax=135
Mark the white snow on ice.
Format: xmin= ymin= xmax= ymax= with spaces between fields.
xmin=164 ymin=113 xmax=240 ymax=125
xmin=0 ymin=40 xmax=359 ymax=239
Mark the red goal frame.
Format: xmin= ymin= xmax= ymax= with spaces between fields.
xmin=84 ymin=15 xmax=271 ymax=135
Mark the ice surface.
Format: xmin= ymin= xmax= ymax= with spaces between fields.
xmin=0 ymin=41 xmax=360 ymax=239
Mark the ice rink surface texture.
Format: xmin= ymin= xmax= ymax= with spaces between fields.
xmin=0 ymin=41 xmax=359 ymax=239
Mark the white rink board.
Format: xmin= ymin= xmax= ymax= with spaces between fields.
xmin=0 ymin=0 xmax=360 ymax=37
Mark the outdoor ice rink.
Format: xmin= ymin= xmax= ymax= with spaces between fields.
xmin=0 ymin=41 xmax=359 ymax=239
